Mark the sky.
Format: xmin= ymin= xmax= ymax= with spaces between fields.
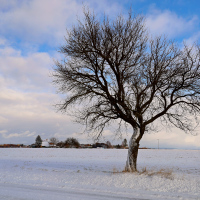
xmin=0 ymin=0 xmax=200 ymax=149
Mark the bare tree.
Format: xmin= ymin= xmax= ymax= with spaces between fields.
xmin=106 ymin=141 xmax=112 ymax=148
xmin=122 ymin=139 xmax=128 ymax=148
xmin=49 ymin=137 xmax=59 ymax=146
xmin=53 ymin=9 xmax=200 ymax=171
xmin=64 ymin=137 xmax=80 ymax=148
xmin=57 ymin=141 xmax=64 ymax=148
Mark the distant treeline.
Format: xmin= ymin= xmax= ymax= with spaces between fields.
xmin=0 ymin=137 xmax=149 ymax=149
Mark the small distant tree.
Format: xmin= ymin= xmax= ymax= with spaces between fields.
xmin=57 ymin=141 xmax=64 ymax=148
xmin=106 ymin=141 xmax=112 ymax=148
xmin=49 ymin=137 xmax=59 ymax=146
xmin=64 ymin=137 xmax=80 ymax=148
xmin=122 ymin=139 xmax=128 ymax=148
xmin=35 ymin=135 xmax=42 ymax=147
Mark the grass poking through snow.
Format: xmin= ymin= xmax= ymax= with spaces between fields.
xmin=139 ymin=167 xmax=174 ymax=180
xmin=111 ymin=166 xmax=174 ymax=180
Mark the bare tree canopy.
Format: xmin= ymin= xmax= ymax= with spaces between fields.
xmin=64 ymin=137 xmax=80 ymax=148
xmin=53 ymin=9 xmax=200 ymax=171
xmin=49 ymin=137 xmax=59 ymax=146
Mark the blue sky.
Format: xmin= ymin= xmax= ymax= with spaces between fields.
xmin=0 ymin=0 xmax=200 ymax=149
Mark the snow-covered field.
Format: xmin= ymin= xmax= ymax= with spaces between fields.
xmin=0 ymin=148 xmax=199 ymax=200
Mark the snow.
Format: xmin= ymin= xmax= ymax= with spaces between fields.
xmin=0 ymin=148 xmax=199 ymax=200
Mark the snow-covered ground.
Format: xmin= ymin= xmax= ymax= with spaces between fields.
xmin=0 ymin=148 xmax=199 ymax=200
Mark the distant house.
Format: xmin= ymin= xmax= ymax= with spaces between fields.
xmin=41 ymin=140 xmax=57 ymax=148
xmin=41 ymin=140 xmax=50 ymax=148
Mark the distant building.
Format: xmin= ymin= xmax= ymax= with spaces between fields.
xmin=41 ymin=139 xmax=50 ymax=148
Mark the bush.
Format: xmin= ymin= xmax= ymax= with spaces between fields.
xmin=64 ymin=137 xmax=80 ymax=148
xmin=56 ymin=141 xmax=64 ymax=148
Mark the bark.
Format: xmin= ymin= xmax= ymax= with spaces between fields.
xmin=125 ymin=131 xmax=140 ymax=172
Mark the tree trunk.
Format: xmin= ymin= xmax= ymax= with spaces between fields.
xmin=125 ymin=132 xmax=140 ymax=172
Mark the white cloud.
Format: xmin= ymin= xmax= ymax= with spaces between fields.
xmin=184 ymin=31 xmax=200 ymax=46
xmin=0 ymin=116 xmax=8 ymax=124
xmin=0 ymin=130 xmax=7 ymax=134
xmin=0 ymin=85 xmax=80 ymax=144
xmin=0 ymin=130 xmax=36 ymax=139
xmin=0 ymin=37 xmax=7 ymax=46
xmin=0 ymin=0 xmax=125 ymax=47
xmin=84 ymin=0 xmax=125 ymax=18
xmin=146 ymin=8 xmax=198 ymax=38
xmin=0 ymin=0 xmax=83 ymax=45
xmin=141 ymin=130 xmax=200 ymax=149
xmin=0 ymin=45 xmax=53 ymax=92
